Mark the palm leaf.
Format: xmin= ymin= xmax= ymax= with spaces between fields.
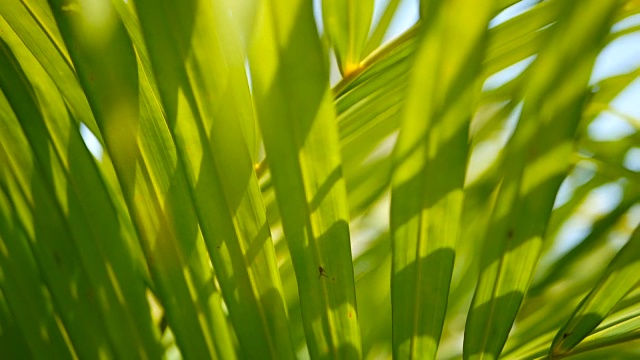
xmin=249 ymin=1 xmax=360 ymax=357
xmin=1 ymin=0 xmax=639 ymax=358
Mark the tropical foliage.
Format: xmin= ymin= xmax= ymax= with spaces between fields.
xmin=1 ymin=0 xmax=640 ymax=359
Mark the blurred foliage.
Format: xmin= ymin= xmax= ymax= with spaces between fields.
xmin=1 ymin=0 xmax=640 ymax=359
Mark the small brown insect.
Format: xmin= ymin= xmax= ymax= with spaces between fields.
xmin=318 ymin=266 xmax=328 ymax=279
xmin=507 ymin=229 xmax=514 ymax=239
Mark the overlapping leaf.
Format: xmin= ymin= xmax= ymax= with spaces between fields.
xmin=389 ymin=0 xmax=494 ymax=358
xmin=249 ymin=0 xmax=361 ymax=358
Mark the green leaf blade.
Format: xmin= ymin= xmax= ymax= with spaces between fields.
xmin=133 ymin=0 xmax=293 ymax=358
xmin=249 ymin=1 xmax=361 ymax=358
xmin=463 ymin=2 xmax=622 ymax=359
xmin=45 ymin=1 xmax=233 ymax=357
xmin=551 ymin=224 xmax=640 ymax=356
xmin=389 ymin=1 xmax=495 ymax=358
